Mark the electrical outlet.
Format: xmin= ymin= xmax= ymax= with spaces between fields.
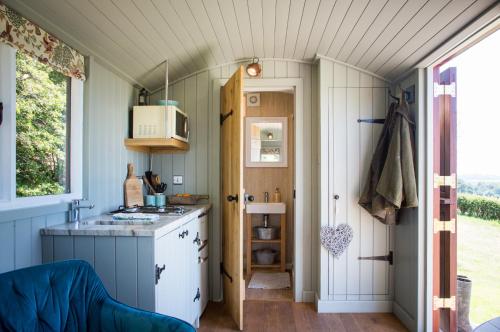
xmin=173 ymin=175 xmax=183 ymax=185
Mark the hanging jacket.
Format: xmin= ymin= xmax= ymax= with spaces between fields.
xmin=358 ymin=100 xmax=418 ymax=225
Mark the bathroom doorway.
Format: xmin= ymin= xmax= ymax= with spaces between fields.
xmin=243 ymin=90 xmax=295 ymax=302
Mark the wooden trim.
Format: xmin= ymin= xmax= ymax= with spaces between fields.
xmin=431 ymin=65 xmax=458 ymax=332
xmin=280 ymin=214 xmax=286 ymax=272
xmin=246 ymin=213 xmax=252 ymax=275
xmin=251 ymin=239 xmax=281 ymax=244
xmin=432 ymin=65 xmax=442 ymax=332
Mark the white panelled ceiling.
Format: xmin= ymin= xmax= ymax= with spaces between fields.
xmin=5 ymin=0 xmax=497 ymax=89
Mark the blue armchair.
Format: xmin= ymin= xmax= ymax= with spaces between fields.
xmin=0 ymin=260 xmax=195 ymax=332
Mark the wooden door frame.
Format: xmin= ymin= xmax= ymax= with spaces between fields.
xmin=213 ymin=78 xmax=304 ymax=302
xmin=424 ymin=21 xmax=499 ymax=332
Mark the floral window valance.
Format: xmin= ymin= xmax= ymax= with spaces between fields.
xmin=0 ymin=3 xmax=85 ymax=81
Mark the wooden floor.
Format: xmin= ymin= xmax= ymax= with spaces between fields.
xmin=199 ymin=301 xmax=408 ymax=332
xmin=244 ymin=270 xmax=293 ymax=302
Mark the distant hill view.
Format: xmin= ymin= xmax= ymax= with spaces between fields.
xmin=458 ymin=175 xmax=500 ymax=198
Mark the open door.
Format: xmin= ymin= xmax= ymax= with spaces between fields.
xmin=220 ymin=66 xmax=245 ymax=330
xmin=432 ymin=65 xmax=457 ymax=332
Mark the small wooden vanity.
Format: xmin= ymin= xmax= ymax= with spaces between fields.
xmin=245 ymin=203 xmax=286 ymax=274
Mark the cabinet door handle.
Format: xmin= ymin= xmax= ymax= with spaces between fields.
xmin=193 ymin=288 xmax=201 ymax=302
xmin=155 ymin=264 xmax=166 ymax=285
xmin=178 ymin=232 xmax=184 ymax=239
xmin=193 ymin=232 xmax=201 ymax=245
xmin=184 ymin=230 xmax=189 ymax=237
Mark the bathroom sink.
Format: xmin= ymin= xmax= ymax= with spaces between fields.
xmin=245 ymin=202 xmax=286 ymax=214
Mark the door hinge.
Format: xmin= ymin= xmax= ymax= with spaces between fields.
xmin=220 ymin=262 xmax=233 ymax=283
xmin=433 ymin=296 xmax=456 ymax=311
xmin=433 ymin=218 xmax=456 ymax=233
xmin=358 ymin=251 xmax=393 ymax=265
xmin=433 ymin=82 xmax=456 ymax=97
xmin=434 ymin=173 xmax=456 ymax=189
xmin=220 ymin=110 xmax=233 ymax=125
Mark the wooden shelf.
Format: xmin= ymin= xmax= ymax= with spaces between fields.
xmin=251 ymin=264 xmax=281 ymax=269
xmin=251 ymin=238 xmax=281 ymax=243
xmin=124 ymin=138 xmax=189 ymax=154
xmin=246 ymin=212 xmax=286 ymax=274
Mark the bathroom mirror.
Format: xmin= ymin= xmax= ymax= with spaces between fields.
xmin=245 ymin=117 xmax=287 ymax=167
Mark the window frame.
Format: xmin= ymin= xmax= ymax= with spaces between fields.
xmin=0 ymin=45 xmax=83 ymax=211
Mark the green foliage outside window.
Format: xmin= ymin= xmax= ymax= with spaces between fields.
xmin=16 ymin=52 xmax=69 ymax=197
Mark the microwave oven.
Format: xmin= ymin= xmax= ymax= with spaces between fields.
xmin=132 ymin=105 xmax=189 ymax=142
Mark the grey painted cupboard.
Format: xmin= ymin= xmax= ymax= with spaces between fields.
xmin=41 ymin=212 xmax=209 ymax=327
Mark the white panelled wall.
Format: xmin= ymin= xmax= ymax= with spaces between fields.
xmin=318 ymin=57 xmax=395 ymax=312
xmin=149 ymin=59 xmax=318 ymax=302
xmin=82 ymin=57 xmax=148 ymax=216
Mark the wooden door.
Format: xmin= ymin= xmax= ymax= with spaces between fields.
xmin=432 ymin=66 xmax=457 ymax=332
xmin=221 ymin=66 xmax=245 ymax=330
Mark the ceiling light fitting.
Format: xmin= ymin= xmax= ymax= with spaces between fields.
xmin=246 ymin=57 xmax=261 ymax=77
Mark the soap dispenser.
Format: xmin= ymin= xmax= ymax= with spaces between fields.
xmin=273 ymin=187 xmax=281 ymax=202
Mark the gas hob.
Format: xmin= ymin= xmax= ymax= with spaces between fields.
xmin=110 ymin=205 xmax=191 ymax=216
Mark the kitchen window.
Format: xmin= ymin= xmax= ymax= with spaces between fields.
xmin=16 ymin=52 xmax=71 ymax=197
xmin=0 ymin=44 xmax=83 ymax=210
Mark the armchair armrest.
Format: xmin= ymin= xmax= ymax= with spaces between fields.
xmin=95 ymin=298 xmax=195 ymax=332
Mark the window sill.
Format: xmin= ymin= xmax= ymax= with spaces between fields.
xmin=0 ymin=193 xmax=79 ymax=212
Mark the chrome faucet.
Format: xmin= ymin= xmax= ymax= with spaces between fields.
xmin=70 ymin=199 xmax=95 ymax=223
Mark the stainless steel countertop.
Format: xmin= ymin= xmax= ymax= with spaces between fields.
xmin=40 ymin=204 xmax=211 ymax=238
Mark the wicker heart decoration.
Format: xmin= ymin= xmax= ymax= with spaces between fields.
xmin=320 ymin=224 xmax=353 ymax=258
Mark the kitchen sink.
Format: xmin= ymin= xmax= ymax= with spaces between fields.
xmin=245 ymin=202 xmax=286 ymax=214
xmin=81 ymin=220 xmax=158 ymax=226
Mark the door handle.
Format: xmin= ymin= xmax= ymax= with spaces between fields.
xmin=226 ymin=194 xmax=238 ymax=202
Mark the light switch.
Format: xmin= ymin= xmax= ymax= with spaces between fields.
xmin=173 ymin=175 xmax=183 ymax=185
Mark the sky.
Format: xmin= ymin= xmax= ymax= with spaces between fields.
xmin=445 ymin=29 xmax=500 ymax=178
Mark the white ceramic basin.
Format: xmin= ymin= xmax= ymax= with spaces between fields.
xmin=245 ymin=202 xmax=286 ymax=214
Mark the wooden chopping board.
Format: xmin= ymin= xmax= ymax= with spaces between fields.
xmin=124 ymin=163 xmax=144 ymax=207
